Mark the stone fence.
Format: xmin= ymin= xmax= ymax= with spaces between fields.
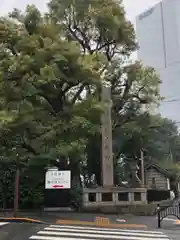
xmin=82 ymin=187 xmax=148 ymax=214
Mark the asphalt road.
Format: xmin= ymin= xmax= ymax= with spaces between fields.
xmin=0 ymin=222 xmax=172 ymax=240
xmin=0 ymin=222 xmax=47 ymax=240
xmin=1 ymin=214 xmax=180 ymax=240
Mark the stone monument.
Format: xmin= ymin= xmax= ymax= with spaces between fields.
xmin=82 ymin=83 xmax=147 ymax=213
xmin=101 ymin=84 xmax=114 ymax=187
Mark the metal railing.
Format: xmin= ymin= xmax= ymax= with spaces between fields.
xmin=157 ymin=203 xmax=180 ymax=228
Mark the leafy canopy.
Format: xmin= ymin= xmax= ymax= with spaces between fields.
xmin=0 ymin=5 xmax=103 ymax=168
xmin=0 ymin=1 xmax=162 ymax=187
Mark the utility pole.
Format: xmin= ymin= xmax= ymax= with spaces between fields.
xmin=13 ymin=153 xmax=20 ymax=218
xmin=140 ymin=150 xmax=145 ymax=187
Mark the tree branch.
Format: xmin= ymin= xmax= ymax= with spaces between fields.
xmin=71 ymin=84 xmax=86 ymax=104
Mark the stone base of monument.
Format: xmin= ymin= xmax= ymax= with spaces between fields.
xmin=82 ymin=187 xmax=151 ymax=215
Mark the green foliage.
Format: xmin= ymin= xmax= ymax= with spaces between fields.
xmin=112 ymin=114 xmax=180 ymax=184
xmin=115 ymin=113 xmax=180 ymax=159
xmin=0 ymin=158 xmax=16 ymax=208
xmin=0 ymin=0 xmax=164 ymax=207
xmin=49 ymin=0 xmax=161 ymax=184
xmin=70 ymin=182 xmax=83 ymax=210
xmin=0 ymin=4 xmax=102 ymax=165
xmin=0 ymin=3 xmax=104 ymax=208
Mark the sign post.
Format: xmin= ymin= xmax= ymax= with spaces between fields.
xmin=45 ymin=170 xmax=71 ymax=189
xmin=44 ymin=168 xmax=71 ymax=209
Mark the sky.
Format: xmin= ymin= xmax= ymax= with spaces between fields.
xmin=0 ymin=0 xmax=161 ymax=24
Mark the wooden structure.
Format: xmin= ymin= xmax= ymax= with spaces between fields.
xmin=145 ymin=164 xmax=172 ymax=190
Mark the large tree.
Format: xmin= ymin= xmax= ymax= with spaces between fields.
xmin=0 ymin=4 xmax=107 ymax=207
xmin=48 ymin=0 xmax=161 ymax=183
xmin=0 ymin=0 xmax=161 ymax=190
xmin=0 ymin=4 xmax=104 ymax=185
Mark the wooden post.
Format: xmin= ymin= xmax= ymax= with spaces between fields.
xmin=13 ymin=167 xmax=20 ymax=217
xmin=13 ymin=153 xmax=20 ymax=218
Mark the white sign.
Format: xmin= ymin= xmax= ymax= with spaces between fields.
xmin=45 ymin=170 xmax=71 ymax=189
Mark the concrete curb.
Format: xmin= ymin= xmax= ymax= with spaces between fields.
xmin=0 ymin=217 xmax=44 ymax=224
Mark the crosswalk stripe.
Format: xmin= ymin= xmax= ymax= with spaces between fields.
xmin=44 ymin=227 xmax=167 ymax=238
xmin=37 ymin=230 xmax=169 ymax=240
xmin=30 ymin=237 xmax=89 ymax=240
xmin=0 ymin=222 xmax=9 ymax=226
xmin=29 ymin=224 xmax=170 ymax=240
xmin=49 ymin=225 xmax=164 ymax=234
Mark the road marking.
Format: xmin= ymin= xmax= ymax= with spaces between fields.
xmin=55 ymin=219 xmax=147 ymax=228
xmin=163 ymin=218 xmax=177 ymax=222
xmin=44 ymin=227 xmax=166 ymax=237
xmin=156 ymin=217 xmax=177 ymax=222
xmin=34 ymin=230 xmax=170 ymax=240
xmin=0 ymin=222 xmax=9 ymax=226
xmin=95 ymin=216 xmax=110 ymax=225
xmin=116 ymin=219 xmax=126 ymax=223
xmin=30 ymin=237 xmax=85 ymax=240
xmin=29 ymin=224 xmax=170 ymax=240
xmin=30 ymin=238 xmax=86 ymax=240
xmin=50 ymin=225 xmax=162 ymax=233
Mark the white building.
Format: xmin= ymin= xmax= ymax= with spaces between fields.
xmin=136 ymin=0 xmax=180 ymax=122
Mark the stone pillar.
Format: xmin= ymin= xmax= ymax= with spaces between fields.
xmin=141 ymin=191 xmax=147 ymax=203
xmin=101 ymin=84 xmax=114 ymax=187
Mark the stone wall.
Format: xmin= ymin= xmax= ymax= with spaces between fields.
xmin=82 ymin=187 xmax=148 ymax=214
xmin=82 ymin=187 xmax=173 ymax=215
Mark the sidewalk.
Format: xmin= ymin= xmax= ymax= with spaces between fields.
xmin=0 ymin=210 xmax=148 ymax=228
xmin=0 ymin=210 xmax=105 ymax=224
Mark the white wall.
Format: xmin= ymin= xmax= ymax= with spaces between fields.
xmin=162 ymin=0 xmax=180 ymax=67
xmin=136 ymin=2 xmax=166 ymax=70
xmin=159 ymin=63 xmax=180 ymax=121
xmin=136 ymin=0 xmax=180 ymax=122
